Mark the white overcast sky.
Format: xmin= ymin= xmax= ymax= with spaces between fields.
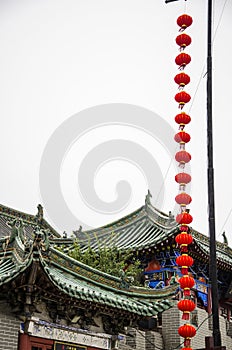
xmin=1 ymin=0 xmax=232 ymax=246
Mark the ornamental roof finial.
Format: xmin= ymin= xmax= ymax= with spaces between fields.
xmin=145 ymin=189 xmax=152 ymax=206
xmin=222 ymin=231 xmax=228 ymax=245
xmin=36 ymin=204 xmax=43 ymax=224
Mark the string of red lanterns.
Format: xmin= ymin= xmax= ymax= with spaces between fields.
xmin=173 ymin=13 xmax=196 ymax=349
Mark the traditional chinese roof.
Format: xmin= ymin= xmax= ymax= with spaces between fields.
xmin=0 ymin=205 xmax=175 ymax=326
xmin=191 ymin=228 xmax=232 ymax=269
xmin=0 ymin=203 xmax=60 ymax=239
xmin=70 ymin=202 xmax=232 ymax=270
xmin=73 ymin=203 xmax=178 ymax=251
xmin=1 ymin=202 xmax=232 ymax=271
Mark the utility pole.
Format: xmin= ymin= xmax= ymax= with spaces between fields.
xmin=206 ymin=0 xmax=222 ymax=346
xmin=164 ymin=0 xmax=222 ymax=347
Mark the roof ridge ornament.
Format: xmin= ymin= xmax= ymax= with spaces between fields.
xmin=145 ymin=189 xmax=152 ymax=207
xmin=36 ymin=204 xmax=44 ymax=225
xmin=33 ymin=226 xmax=50 ymax=252
xmin=73 ymin=225 xmax=83 ymax=238
xmin=222 ymin=231 xmax=228 ymax=246
xmin=168 ymin=211 xmax=175 ymax=223
xmin=6 ymin=217 xmax=27 ymax=246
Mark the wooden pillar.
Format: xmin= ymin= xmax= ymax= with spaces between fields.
xmin=227 ymin=307 xmax=231 ymax=322
xmin=196 ymin=336 xmax=227 ymax=350
xmin=18 ymin=333 xmax=29 ymax=350
xmin=205 ymin=336 xmax=227 ymax=349
xmin=207 ymin=287 xmax=212 ymax=315
xmin=205 ymin=336 xmax=215 ymax=350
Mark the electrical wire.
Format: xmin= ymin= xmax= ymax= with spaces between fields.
xmin=213 ymin=0 xmax=228 ymax=43
xmin=212 ymin=0 xmax=231 ymax=238
xmin=218 ymin=207 xmax=232 ymax=238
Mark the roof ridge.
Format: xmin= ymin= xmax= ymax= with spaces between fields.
xmin=76 ymin=205 xmax=146 ymax=235
xmin=0 ymin=203 xmax=38 ymax=222
xmin=192 ymin=229 xmax=232 ymax=252
xmin=44 ymin=247 xmax=177 ymax=299
xmin=75 ymin=203 xmax=176 ymax=237
xmin=146 ymin=202 xmax=171 ymax=218
xmin=0 ymin=203 xmax=60 ymax=237
xmin=50 ymin=245 xmax=121 ymax=282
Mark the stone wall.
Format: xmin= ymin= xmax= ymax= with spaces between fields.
xmin=0 ymin=302 xmax=20 ymax=350
xmin=118 ymin=329 xmax=163 ymax=350
xmin=1 ymin=300 xmax=231 ymax=350
xmin=162 ymin=303 xmax=181 ymax=350
xmin=145 ymin=330 xmax=163 ymax=350
xmin=125 ymin=328 xmax=145 ymax=349
xmin=220 ymin=317 xmax=232 ymax=350
xmin=191 ymin=307 xmax=212 ymax=349
xmin=118 ymin=306 xmax=232 ymax=350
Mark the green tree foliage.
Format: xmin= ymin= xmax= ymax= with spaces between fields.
xmin=67 ymin=233 xmax=143 ymax=286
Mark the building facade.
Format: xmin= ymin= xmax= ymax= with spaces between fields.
xmin=0 ymin=202 xmax=231 ymax=350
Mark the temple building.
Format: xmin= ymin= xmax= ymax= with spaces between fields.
xmin=0 ymin=199 xmax=232 ymax=350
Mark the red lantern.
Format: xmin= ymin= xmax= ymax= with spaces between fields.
xmin=176 ymin=34 xmax=192 ymax=50
xmin=178 ymin=324 xmax=196 ymax=346
xmin=175 ymin=53 xmax=191 ymax=70
xmin=176 ymin=254 xmax=194 ymax=265
xmin=175 ymin=172 xmax=191 ymax=185
xmin=175 ymin=193 xmax=192 ymax=206
xmin=177 ymin=14 xmax=193 ymax=31
xmin=174 ymin=131 xmax=191 ymax=144
xmin=179 ymin=276 xmax=195 ymax=296
xmin=178 ymin=299 xmax=196 ymax=320
xmin=176 ymin=254 xmax=194 ymax=272
xmin=175 ymin=91 xmax=191 ymax=109
xmin=175 ymin=194 xmax=192 ymax=216
xmin=176 ymin=212 xmax=193 ymax=225
xmin=181 ymin=348 xmax=193 ymax=350
xmin=175 ymin=232 xmax=193 ymax=252
xmin=175 ymin=151 xmax=191 ymax=165
xmin=175 ymin=112 xmax=191 ymax=130
xmin=174 ymin=73 xmax=190 ymax=89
